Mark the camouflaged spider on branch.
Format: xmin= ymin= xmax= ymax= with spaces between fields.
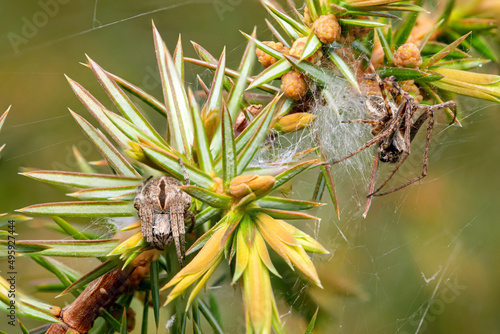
xmin=134 ymin=160 xmax=195 ymax=266
xmin=327 ymin=60 xmax=456 ymax=216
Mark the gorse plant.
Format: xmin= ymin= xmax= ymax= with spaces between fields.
xmin=240 ymin=0 xmax=500 ymax=214
xmin=1 ymin=20 xmax=326 ymax=334
xmin=0 ymin=0 xmax=499 ymax=333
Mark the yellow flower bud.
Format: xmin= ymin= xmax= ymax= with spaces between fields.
xmin=163 ymin=224 xmax=228 ymax=305
xmin=202 ymin=107 xmax=220 ymax=141
xmin=126 ymin=142 xmax=159 ymax=170
xmin=50 ymin=306 xmax=62 ymax=317
xmin=229 ymin=175 xmax=275 ymax=198
xmin=127 ymin=142 xmax=145 ymax=162
xmin=255 ymin=213 xmax=323 ymax=288
xmin=242 ymin=240 xmax=273 ymax=333
xmin=108 ymin=232 xmax=145 ymax=256
xmin=275 ymin=113 xmax=316 ymax=133
xmin=281 ymin=220 xmax=329 ymax=254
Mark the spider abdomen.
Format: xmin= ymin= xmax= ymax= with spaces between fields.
xmin=379 ymin=149 xmax=402 ymax=163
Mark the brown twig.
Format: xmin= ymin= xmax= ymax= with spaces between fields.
xmin=46 ymin=265 xmax=148 ymax=334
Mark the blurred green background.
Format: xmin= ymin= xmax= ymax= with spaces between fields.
xmin=0 ymin=0 xmax=499 ymax=333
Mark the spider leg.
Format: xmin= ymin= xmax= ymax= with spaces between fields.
xmin=133 ymin=196 xmax=141 ymax=211
xmin=329 ymin=134 xmax=384 ymax=164
xmin=134 ymin=176 xmax=153 ymax=210
xmin=170 ymin=204 xmax=184 ymax=267
xmin=341 ymin=119 xmax=385 ymax=125
xmin=329 ymin=104 xmax=404 ymax=165
xmin=410 ymin=107 xmax=432 ymax=142
xmin=178 ymin=158 xmax=190 ymax=186
xmin=360 ymin=54 xmax=393 ymax=117
xmin=178 ymin=211 xmax=186 ymax=260
xmin=138 ymin=203 xmax=155 ymax=245
xmin=363 ymin=152 xmax=379 ymax=218
xmin=415 ymin=100 xmax=456 ymax=125
xmin=369 ymin=102 xmax=414 ymax=195
xmin=373 ymin=109 xmax=434 ymax=196
xmin=136 ymin=176 xmax=153 ymax=193
xmin=385 ymin=78 xmax=407 ymax=98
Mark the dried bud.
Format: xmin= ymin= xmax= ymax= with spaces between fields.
xmin=275 ymin=113 xmax=316 ymax=133
xmin=229 ymin=174 xmax=275 ymax=198
xmin=350 ymin=17 xmax=371 ymax=39
xmin=132 ymin=249 xmax=161 ymax=267
xmin=246 ymin=104 xmax=263 ymax=117
xmin=281 ymin=70 xmax=308 ymax=100
xmin=126 ymin=308 xmax=136 ymax=332
xmin=289 ymin=37 xmax=322 ymax=64
xmin=256 ymin=41 xmax=290 ymax=68
xmin=312 ymin=14 xmax=341 ymax=44
xmin=393 ymin=42 xmax=423 ymax=68
xmin=234 ymin=105 xmax=262 ymax=137
xmin=337 ymin=32 xmax=356 ymax=46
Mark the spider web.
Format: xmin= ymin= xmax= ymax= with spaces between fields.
xmin=253 ymin=76 xmax=375 ymax=216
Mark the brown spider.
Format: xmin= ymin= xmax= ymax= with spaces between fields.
xmin=134 ymin=160 xmax=195 ymax=266
xmin=329 ymin=69 xmax=456 ymax=216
